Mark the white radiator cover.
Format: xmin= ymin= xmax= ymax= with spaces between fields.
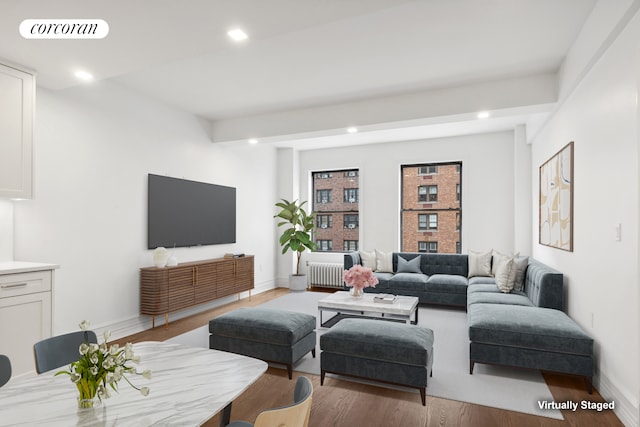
xmin=307 ymin=262 xmax=343 ymax=288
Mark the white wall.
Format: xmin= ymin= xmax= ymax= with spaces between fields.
xmin=12 ymin=81 xmax=279 ymax=336
xmin=295 ymin=131 xmax=522 ymax=255
xmin=531 ymin=8 xmax=640 ymax=426
xmin=0 ymin=200 xmax=13 ymax=261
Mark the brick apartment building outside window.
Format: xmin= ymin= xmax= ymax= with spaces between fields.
xmin=312 ymin=169 xmax=359 ymax=252
xmin=401 ymin=162 xmax=461 ymax=253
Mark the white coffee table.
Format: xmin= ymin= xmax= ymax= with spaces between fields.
xmin=317 ymin=291 xmax=419 ymax=327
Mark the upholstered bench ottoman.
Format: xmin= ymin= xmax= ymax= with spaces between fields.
xmin=320 ymin=318 xmax=434 ymax=405
xmin=209 ymin=307 xmax=316 ymax=379
xmin=468 ymin=303 xmax=594 ymax=392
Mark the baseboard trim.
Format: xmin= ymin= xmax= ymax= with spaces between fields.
xmin=92 ymin=280 xmax=276 ymax=341
xmin=595 ymin=370 xmax=639 ymax=427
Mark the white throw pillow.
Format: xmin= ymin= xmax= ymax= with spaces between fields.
xmin=491 ymin=250 xmax=520 ymax=276
xmin=468 ymin=249 xmax=492 ymax=278
xmin=375 ymin=250 xmax=393 ymax=273
xmin=359 ymin=250 xmax=377 ymax=270
xmin=495 ymin=256 xmax=517 ymax=293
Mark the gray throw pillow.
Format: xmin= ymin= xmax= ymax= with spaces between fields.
xmin=397 ymin=255 xmax=422 ymax=273
xmin=513 ymin=256 xmax=529 ymax=292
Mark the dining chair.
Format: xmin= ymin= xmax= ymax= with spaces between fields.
xmin=227 ymin=376 xmax=313 ymax=427
xmin=33 ymin=330 xmax=98 ymax=374
xmin=0 ymin=354 xmax=11 ymax=387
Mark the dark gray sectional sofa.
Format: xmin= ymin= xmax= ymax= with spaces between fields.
xmin=343 ymin=251 xmax=595 ymax=392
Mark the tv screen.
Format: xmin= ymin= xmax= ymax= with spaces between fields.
xmin=147 ymin=174 xmax=236 ymax=249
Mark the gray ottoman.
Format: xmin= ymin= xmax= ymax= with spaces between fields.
xmin=468 ymin=303 xmax=594 ymax=392
xmin=209 ymin=307 xmax=316 ymax=379
xmin=320 ymin=318 xmax=434 ymax=405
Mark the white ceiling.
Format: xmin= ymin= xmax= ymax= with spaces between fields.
xmin=0 ymin=0 xmax=607 ymax=148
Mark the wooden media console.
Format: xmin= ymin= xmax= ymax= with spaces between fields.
xmin=140 ymin=255 xmax=254 ymax=328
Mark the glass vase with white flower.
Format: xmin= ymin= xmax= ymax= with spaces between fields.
xmin=56 ymin=320 xmax=151 ymax=409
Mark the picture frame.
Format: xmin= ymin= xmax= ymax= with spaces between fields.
xmin=539 ymin=141 xmax=574 ymax=251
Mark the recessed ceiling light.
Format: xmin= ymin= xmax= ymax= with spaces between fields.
xmin=248 ymin=138 xmax=258 ymax=145
xmin=228 ymin=28 xmax=248 ymax=41
xmin=74 ymin=70 xmax=94 ymax=81
xmin=477 ymin=111 xmax=490 ymax=119
xmin=347 ymin=127 xmax=358 ymax=133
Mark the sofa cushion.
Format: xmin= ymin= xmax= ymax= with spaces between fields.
xmin=320 ymin=318 xmax=433 ymax=366
xmin=467 ymin=283 xmax=501 ymax=294
xmin=426 ymin=274 xmax=468 ymax=295
xmin=468 ymin=304 xmax=593 ymax=356
xmin=468 ymin=277 xmax=497 ymax=286
xmin=468 ymin=249 xmax=492 ymax=278
xmin=389 ymin=272 xmax=429 ymax=290
xmin=397 ymin=255 xmax=422 ymax=273
xmin=467 ymin=291 xmax=533 ymax=307
xmin=372 ymin=272 xmax=394 ymax=287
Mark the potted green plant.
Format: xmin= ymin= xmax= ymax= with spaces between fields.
xmin=274 ymin=198 xmax=317 ymax=291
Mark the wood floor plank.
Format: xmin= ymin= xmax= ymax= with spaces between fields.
xmin=117 ymin=288 xmax=623 ymax=427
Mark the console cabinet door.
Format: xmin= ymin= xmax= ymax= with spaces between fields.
xmin=167 ymin=266 xmax=194 ymax=312
xmin=216 ymin=260 xmax=236 ymax=298
xmin=235 ymin=257 xmax=254 ymax=292
xmin=0 ymin=63 xmax=34 ymax=199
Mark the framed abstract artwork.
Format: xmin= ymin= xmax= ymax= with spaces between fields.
xmin=539 ymin=142 xmax=574 ymax=251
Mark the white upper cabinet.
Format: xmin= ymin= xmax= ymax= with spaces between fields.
xmin=0 ymin=63 xmax=34 ymax=199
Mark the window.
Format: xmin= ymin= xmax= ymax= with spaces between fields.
xmin=456 ymin=242 xmax=461 ymax=254
xmin=344 ymin=240 xmax=358 ymax=251
xmin=316 ymin=214 xmax=332 ymax=229
xmin=312 ymin=169 xmax=359 ymax=252
xmin=418 ymin=185 xmax=438 ymax=202
xmin=316 ymin=240 xmax=333 ymax=251
xmin=418 ymin=213 xmax=437 ymax=230
xmin=418 ymin=241 xmax=438 ymax=253
xmin=316 ymin=189 xmax=332 ymax=204
xmin=344 ymin=214 xmax=359 ymax=229
xmin=418 ymin=165 xmax=438 ymax=175
xmin=344 ymin=188 xmax=359 ymax=203
xmin=401 ymin=162 xmax=461 ymax=253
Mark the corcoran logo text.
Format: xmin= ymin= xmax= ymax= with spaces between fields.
xmin=20 ymin=19 xmax=109 ymax=39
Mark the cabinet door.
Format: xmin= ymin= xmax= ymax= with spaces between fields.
xmin=167 ymin=267 xmax=194 ymax=312
xmin=235 ymin=257 xmax=254 ymax=292
xmin=0 ymin=291 xmax=51 ymax=377
xmin=0 ymin=63 xmax=34 ymax=199
xmin=195 ymin=263 xmax=217 ymax=303
xmin=140 ymin=269 xmax=169 ymax=315
xmin=216 ymin=260 xmax=236 ymax=298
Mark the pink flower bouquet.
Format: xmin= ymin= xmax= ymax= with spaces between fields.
xmin=343 ymin=264 xmax=379 ymax=290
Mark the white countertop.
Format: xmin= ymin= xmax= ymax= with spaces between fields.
xmin=0 ymin=261 xmax=59 ymax=275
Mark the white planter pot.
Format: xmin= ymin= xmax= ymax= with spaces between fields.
xmin=289 ymin=274 xmax=307 ymax=292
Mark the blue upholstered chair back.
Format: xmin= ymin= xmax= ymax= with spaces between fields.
xmin=0 ymin=354 xmax=11 ymax=387
xmin=33 ymin=330 xmax=98 ymax=374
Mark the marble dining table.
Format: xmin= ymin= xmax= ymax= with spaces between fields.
xmin=0 ymin=341 xmax=268 ymax=426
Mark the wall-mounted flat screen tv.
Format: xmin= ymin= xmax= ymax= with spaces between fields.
xmin=147 ymin=174 xmax=236 ymax=249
